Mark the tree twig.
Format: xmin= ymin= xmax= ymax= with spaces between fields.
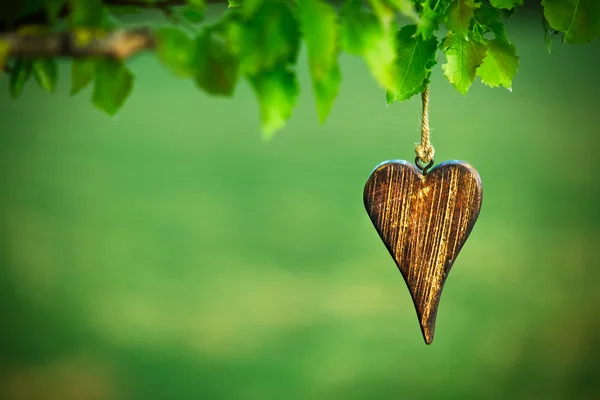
xmin=103 ymin=0 xmax=190 ymax=7
xmin=0 ymin=0 xmax=230 ymax=34
xmin=1 ymin=28 xmax=156 ymax=60
xmin=0 ymin=1 xmax=229 ymax=59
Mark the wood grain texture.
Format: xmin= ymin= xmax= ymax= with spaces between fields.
xmin=364 ymin=160 xmax=483 ymax=344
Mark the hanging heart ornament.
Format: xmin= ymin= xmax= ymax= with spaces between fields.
xmin=364 ymin=87 xmax=483 ymax=344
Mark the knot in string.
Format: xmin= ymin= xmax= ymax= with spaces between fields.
xmin=415 ymin=85 xmax=435 ymax=164
xmin=415 ymin=143 xmax=435 ymax=164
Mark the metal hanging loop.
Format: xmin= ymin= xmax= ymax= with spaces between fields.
xmin=415 ymin=156 xmax=434 ymax=175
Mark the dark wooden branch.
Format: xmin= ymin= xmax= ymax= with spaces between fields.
xmin=0 ymin=1 xmax=244 ymax=59
xmin=104 ymin=0 xmax=227 ymax=6
xmin=0 ymin=1 xmax=229 ymax=34
xmin=103 ymin=0 xmax=190 ymax=6
xmin=0 ymin=1 xmax=236 ymax=59
xmin=1 ymin=28 xmax=156 ymax=60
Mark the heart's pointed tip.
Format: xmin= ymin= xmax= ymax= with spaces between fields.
xmin=418 ymin=314 xmax=436 ymax=345
xmin=421 ymin=325 xmax=435 ymax=345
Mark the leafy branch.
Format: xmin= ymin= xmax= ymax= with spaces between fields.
xmin=1 ymin=0 xmax=598 ymax=137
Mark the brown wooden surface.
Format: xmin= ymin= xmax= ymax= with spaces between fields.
xmin=364 ymin=160 xmax=483 ymax=344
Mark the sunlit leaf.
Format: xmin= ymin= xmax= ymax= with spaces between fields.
xmin=490 ymin=0 xmax=524 ymax=9
xmin=446 ymin=0 xmax=480 ymax=39
xmin=340 ymin=0 xmax=397 ymax=92
xmin=442 ymin=32 xmax=487 ymax=95
xmin=387 ymin=24 xmax=437 ymax=103
xmin=231 ymin=0 xmax=299 ymax=76
xmin=247 ymin=64 xmax=299 ymax=139
xmin=383 ymin=0 xmax=420 ymax=23
xmin=416 ymin=0 xmax=440 ymax=40
xmin=476 ymin=38 xmax=519 ymax=89
xmin=299 ymin=0 xmax=341 ymax=123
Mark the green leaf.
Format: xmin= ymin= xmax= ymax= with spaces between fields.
xmin=340 ymin=0 xmax=397 ymax=92
xmin=182 ymin=0 xmax=205 ymax=22
xmin=446 ymin=0 xmax=480 ymax=39
xmin=92 ymin=59 xmax=134 ymax=115
xmin=17 ymin=25 xmax=50 ymax=35
xmin=384 ymin=0 xmax=420 ymax=23
xmin=155 ymin=26 xmax=196 ymax=77
xmin=230 ymin=0 xmax=299 ymax=76
xmin=247 ymin=65 xmax=299 ymax=139
xmin=105 ymin=6 xmax=140 ymax=15
xmin=442 ymin=32 xmax=487 ymax=95
xmin=228 ymin=0 xmax=241 ymax=7
xmin=238 ymin=0 xmax=264 ymax=17
xmin=0 ymin=40 xmax=9 ymax=71
xmin=387 ymin=24 xmax=438 ymax=103
xmin=428 ymin=0 xmax=454 ymax=15
xmin=101 ymin=11 xmax=120 ymax=29
xmin=187 ymin=0 xmax=205 ymax=8
xmin=9 ymin=58 xmax=33 ymax=99
xmin=70 ymin=59 xmax=94 ymax=95
xmin=542 ymin=0 xmax=600 ymax=44
xmin=473 ymin=3 xmax=510 ymax=44
xmin=195 ymin=28 xmax=239 ymax=96
xmin=542 ymin=15 xmax=554 ymax=53
xmin=340 ymin=0 xmax=377 ymax=54
xmin=489 ymin=0 xmax=524 ymax=9
xmin=46 ymin=0 xmax=65 ymax=22
xmin=181 ymin=7 xmax=204 ymax=23
xmin=416 ymin=0 xmax=440 ymax=40
xmin=298 ymin=0 xmax=341 ymax=123
xmin=69 ymin=0 xmax=104 ymax=27
xmin=32 ymin=58 xmax=58 ymax=93
xmin=476 ymin=38 xmax=519 ymax=89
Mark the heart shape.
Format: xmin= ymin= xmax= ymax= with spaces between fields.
xmin=363 ymin=160 xmax=483 ymax=344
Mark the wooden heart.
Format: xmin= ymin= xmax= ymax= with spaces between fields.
xmin=363 ymin=160 xmax=483 ymax=344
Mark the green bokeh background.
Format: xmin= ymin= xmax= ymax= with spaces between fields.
xmin=1 ymin=7 xmax=600 ymax=400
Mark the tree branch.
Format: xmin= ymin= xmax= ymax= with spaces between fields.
xmin=0 ymin=1 xmax=238 ymax=60
xmin=1 ymin=28 xmax=156 ymax=60
xmin=0 ymin=1 xmax=234 ymax=60
xmin=0 ymin=1 xmax=229 ymax=34
xmin=103 ymin=0 xmax=190 ymax=6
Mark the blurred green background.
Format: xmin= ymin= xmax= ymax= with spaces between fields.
xmin=1 ymin=6 xmax=600 ymax=400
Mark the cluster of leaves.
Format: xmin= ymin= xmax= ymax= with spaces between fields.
xmin=1 ymin=0 xmax=599 ymax=137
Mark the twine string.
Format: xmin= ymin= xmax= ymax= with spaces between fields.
xmin=415 ymin=85 xmax=435 ymax=164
